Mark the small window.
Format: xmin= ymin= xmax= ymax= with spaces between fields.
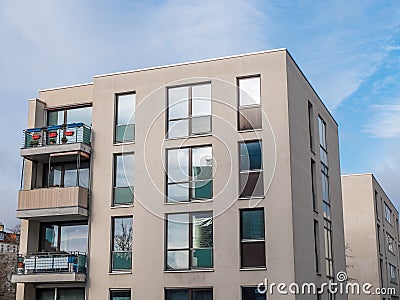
xmin=113 ymin=154 xmax=134 ymax=206
xmin=167 ymin=146 xmax=213 ymax=202
xmin=111 ymin=217 xmax=133 ymax=271
xmin=388 ymin=234 xmax=395 ymax=254
xmin=166 ymin=212 xmax=213 ymax=270
xmin=385 ymin=204 xmax=392 ymax=224
xmin=239 ymin=141 xmax=263 ymax=198
xmin=389 ymin=264 xmax=397 ymax=283
xmin=167 ymin=83 xmax=211 ymax=138
xmin=115 ymin=93 xmax=136 ymax=143
xmin=240 ymin=209 xmax=266 ymax=268
xmin=238 ymin=76 xmax=261 ymax=131
xmin=242 ymin=286 xmax=266 ymax=300
xmin=165 ymin=288 xmax=213 ymax=300
xmin=110 ymin=290 xmax=131 ymax=300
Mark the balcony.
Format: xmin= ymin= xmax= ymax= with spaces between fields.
xmin=12 ymin=252 xmax=86 ymax=283
xmin=21 ymin=123 xmax=91 ymax=162
xmin=17 ymin=186 xmax=89 ymax=221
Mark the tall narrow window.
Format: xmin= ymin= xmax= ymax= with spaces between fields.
xmin=242 ymin=286 xmax=266 ymax=300
xmin=314 ymin=220 xmax=320 ymax=273
xmin=166 ymin=212 xmax=213 ymax=270
xmin=167 ymin=83 xmax=211 ymax=138
xmin=308 ymin=101 xmax=314 ymax=150
xmin=377 ymin=224 xmax=381 ymax=254
xmin=113 ymin=154 xmax=134 ymax=206
xmin=110 ymin=290 xmax=131 ymax=300
xmin=389 ymin=264 xmax=397 ymax=283
xmin=238 ymin=76 xmax=261 ymax=131
xmin=239 ymin=141 xmax=263 ymax=198
xmin=240 ymin=209 xmax=266 ymax=268
xmin=318 ymin=117 xmax=328 ymax=166
xmin=115 ymin=93 xmax=136 ymax=143
xmin=166 ymin=288 xmax=213 ymax=300
xmin=387 ymin=233 xmax=395 ymax=254
xmin=374 ymin=190 xmax=379 ymax=220
xmin=385 ymin=203 xmax=392 ymax=223
xmin=324 ymin=218 xmax=334 ymax=279
xmin=311 ymin=159 xmax=317 ymax=210
xmin=111 ymin=217 xmax=133 ymax=271
xmin=167 ymin=146 xmax=213 ymax=202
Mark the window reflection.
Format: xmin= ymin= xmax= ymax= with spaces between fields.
xmin=40 ymin=223 xmax=88 ymax=253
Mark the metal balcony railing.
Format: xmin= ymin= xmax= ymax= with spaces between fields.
xmin=16 ymin=252 xmax=87 ymax=274
xmin=22 ymin=123 xmax=91 ymax=149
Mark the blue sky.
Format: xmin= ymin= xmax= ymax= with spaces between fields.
xmin=0 ymin=0 xmax=399 ymax=227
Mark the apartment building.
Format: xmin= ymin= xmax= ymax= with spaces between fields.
xmin=13 ymin=49 xmax=346 ymax=299
xmin=0 ymin=224 xmax=19 ymax=254
xmin=342 ymin=174 xmax=400 ymax=300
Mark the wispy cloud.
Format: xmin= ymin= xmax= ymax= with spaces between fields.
xmin=363 ymin=104 xmax=400 ymax=138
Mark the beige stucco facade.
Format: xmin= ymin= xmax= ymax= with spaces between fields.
xmin=15 ymin=49 xmax=346 ymax=299
xmin=342 ymin=174 xmax=400 ymax=299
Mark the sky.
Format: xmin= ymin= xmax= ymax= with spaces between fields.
xmin=0 ymin=0 xmax=399 ymax=227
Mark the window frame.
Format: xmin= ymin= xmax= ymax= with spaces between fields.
xmin=112 ymin=152 xmax=134 ymax=207
xmin=165 ymin=211 xmax=214 ymax=271
xmin=237 ymin=75 xmax=262 ymax=131
xmin=240 ymin=208 xmax=266 ymax=269
xmin=165 ymin=288 xmax=213 ymax=300
xmin=166 ymin=81 xmax=212 ymax=139
xmin=385 ymin=203 xmax=392 ymax=224
xmin=387 ymin=233 xmax=395 ymax=255
xmin=110 ymin=216 xmax=133 ymax=272
xmin=46 ymin=103 xmax=93 ymax=127
xmin=308 ymin=101 xmax=315 ymax=151
xmin=389 ymin=263 xmax=397 ymax=284
xmin=110 ymin=289 xmax=131 ymax=300
xmin=241 ymin=286 xmax=267 ymax=300
xmin=114 ymin=92 xmax=136 ymax=144
xmin=165 ymin=145 xmax=213 ymax=203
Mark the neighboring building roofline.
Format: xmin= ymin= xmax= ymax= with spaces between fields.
xmin=93 ymin=48 xmax=287 ymax=78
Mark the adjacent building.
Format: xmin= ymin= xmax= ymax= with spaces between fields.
xmin=342 ymin=174 xmax=400 ymax=299
xmin=13 ymin=49 xmax=347 ymax=299
xmin=0 ymin=224 xmax=19 ymax=254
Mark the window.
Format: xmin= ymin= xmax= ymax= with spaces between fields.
xmin=240 ymin=209 xmax=266 ymax=268
xmin=43 ymin=160 xmax=90 ymax=189
xmin=239 ymin=141 xmax=263 ymax=198
xmin=165 ymin=288 xmax=213 ymax=300
xmin=166 ymin=212 xmax=213 ymax=270
xmin=110 ymin=290 xmax=131 ymax=300
xmin=318 ymin=116 xmax=328 ymax=167
xmin=314 ymin=220 xmax=320 ymax=273
xmin=321 ymin=171 xmax=330 ymax=219
xmin=377 ymin=224 xmax=381 ymax=254
xmin=238 ymin=76 xmax=262 ymax=131
xmin=111 ymin=217 xmax=133 ymax=271
xmin=311 ymin=159 xmax=317 ymax=210
xmin=37 ymin=288 xmax=85 ymax=300
xmin=375 ymin=190 xmax=380 ymax=220
xmin=48 ymin=106 xmax=92 ymax=127
xmin=167 ymin=83 xmax=211 ymax=138
xmin=389 ymin=264 xmax=397 ymax=283
xmin=308 ymin=101 xmax=314 ymax=150
xmin=39 ymin=222 xmax=88 ymax=253
xmin=113 ymin=154 xmax=134 ymax=206
xmin=385 ymin=204 xmax=392 ymax=224
xmin=167 ymin=146 xmax=213 ymax=202
xmin=242 ymin=286 xmax=266 ymax=300
xmin=115 ymin=93 xmax=136 ymax=143
xmin=388 ymin=234 xmax=395 ymax=254
xmin=324 ymin=219 xmax=334 ymax=279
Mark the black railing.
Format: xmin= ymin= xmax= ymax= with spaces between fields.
xmin=22 ymin=123 xmax=91 ymax=149
xmin=17 ymin=252 xmax=87 ymax=274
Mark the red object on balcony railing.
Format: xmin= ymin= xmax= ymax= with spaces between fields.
xmin=32 ymin=134 xmax=41 ymax=140
xmin=65 ymin=131 xmax=75 ymax=136
xmin=48 ymin=132 xmax=58 ymax=138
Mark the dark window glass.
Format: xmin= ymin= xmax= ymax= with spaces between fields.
xmin=314 ymin=220 xmax=320 ymax=273
xmin=166 ymin=289 xmax=212 ymax=300
xmin=311 ymin=160 xmax=317 ymax=210
xmin=166 ymin=212 xmax=213 ymax=270
xmin=242 ymin=286 xmax=266 ymax=300
xmin=308 ymin=102 xmax=314 ymax=150
xmin=113 ymin=154 xmax=134 ymax=205
xmin=167 ymin=83 xmax=211 ymax=138
xmin=240 ymin=209 xmax=266 ymax=268
xmin=110 ymin=290 xmax=131 ymax=300
xmin=57 ymin=288 xmax=85 ymax=300
xmin=112 ymin=217 xmax=133 ymax=271
xmin=115 ymin=93 xmax=135 ymax=143
xmin=37 ymin=289 xmax=55 ymax=300
xmin=238 ymin=76 xmax=261 ymax=131
xmin=167 ymin=146 xmax=213 ymax=202
xmin=239 ymin=141 xmax=263 ymax=198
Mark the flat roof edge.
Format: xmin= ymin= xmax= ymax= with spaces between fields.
xmin=39 ymin=82 xmax=93 ymax=93
xmin=93 ymin=48 xmax=287 ymax=78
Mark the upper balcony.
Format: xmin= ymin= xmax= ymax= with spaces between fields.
xmin=12 ymin=252 xmax=87 ymax=284
xmin=21 ymin=123 xmax=91 ymax=162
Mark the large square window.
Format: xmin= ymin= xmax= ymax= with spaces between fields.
xmin=239 ymin=141 xmax=263 ymax=198
xmin=240 ymin=209 xmax=265 ymax=268
xmin=111 ymin=217 xmax=133 ymax=271
xmin=238 ymin=76 xmax=261 ymax=131
xmin=167 ymin=146 xmax=213 ymax=202
xmin=167 ymin=83 xmax=211 ymax=138
xmin=166 ymin=212 xmax=213 ymax=270
xmin=115 ymin=93 xmax=135 ymax=143
xmin=113 ymin=153 xmax=134 ymax=205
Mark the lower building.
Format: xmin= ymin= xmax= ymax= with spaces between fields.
xmin=342 ymin=174 xmax=400 ymax=300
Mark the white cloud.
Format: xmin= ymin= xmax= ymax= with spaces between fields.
xmin=363 ymin=104 xmax=400 ymax=138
